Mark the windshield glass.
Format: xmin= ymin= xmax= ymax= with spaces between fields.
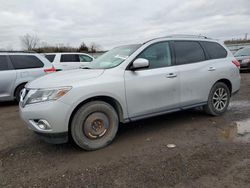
xmin=234 ymin=47 xmax=250 ymax=57
xmin=84 ymin=44 xmax=141 ymax=69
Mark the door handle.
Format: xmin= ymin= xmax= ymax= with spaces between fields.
xmin=166 ymin=73 xmax=177 ymax=78
xmin=208 ymin=67 xmax=216 ymax=71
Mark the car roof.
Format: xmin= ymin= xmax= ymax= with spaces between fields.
xmin=45 ymin=52 xmax=91 ymax=55
xmin=0 ymin=51 xmax=37 ymax=55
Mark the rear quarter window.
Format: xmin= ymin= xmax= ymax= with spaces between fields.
xmin=10 ymin=55 xmax=44 ymax=69
xmin=0 ymin=55 xmax=10 ymax=71
xmin=202 ymin=41 xmax=227 ymax=59
xmin=45 ymin=54 xmax=56 ymax=62
xmin=174 ymin=41 xmax=206 ymax=65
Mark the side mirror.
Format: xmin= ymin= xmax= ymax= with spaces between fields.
xmin=131 ymin=58 xmax=149 ymax=70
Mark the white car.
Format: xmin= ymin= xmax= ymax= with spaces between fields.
xmin=45 ymin=52 xmax=94 ymax=71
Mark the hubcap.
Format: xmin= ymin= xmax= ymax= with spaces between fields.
xmin=83 ymin=112 xmax=109 ymax=139
xmin=212 ymin=88 xmax=228 ymax=111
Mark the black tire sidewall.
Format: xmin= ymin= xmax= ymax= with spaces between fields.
xmin=71 ymin=101 xmax=119 ymax=150
xmin=14 ymin=84 xmax=25 ymax=102
xmin=207 ymin=82 xmax=230 ymax=116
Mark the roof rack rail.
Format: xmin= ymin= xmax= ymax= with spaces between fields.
xmin=164 ymin=34 xmax=210 ymax=39
xmin=143 ymin=34 xmax=212 ymax=44
xmin=0 ymin=50 xmax=37 ymax=53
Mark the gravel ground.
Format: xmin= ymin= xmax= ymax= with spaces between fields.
xmin=0 ymin=73 xmax=250 ymax=188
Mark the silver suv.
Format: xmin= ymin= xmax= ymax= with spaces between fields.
xmin=0 ymin=52 xmax=55 ymax=102
xmin=19 ymin=35 xmax=241 ymax=150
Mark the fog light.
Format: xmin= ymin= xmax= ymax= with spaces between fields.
xmin=37 ymin=120 xmax=51 ymax=130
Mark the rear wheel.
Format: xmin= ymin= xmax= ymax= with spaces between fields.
xmin=204 ymin=82 xmax=230 ymax=116
xmin=71 ymin=101 xmax=119 ymax=150
xmin=14 ymin=84 xmax=25 ymax=102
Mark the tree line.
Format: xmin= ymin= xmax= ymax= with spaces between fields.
xmin=20 ymin=34 xmax=103 ymax=53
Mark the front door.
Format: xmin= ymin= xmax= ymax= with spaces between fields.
xmin=125 ymin=41 xmax=180 ymax=119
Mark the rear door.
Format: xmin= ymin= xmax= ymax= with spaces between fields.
xmin=59 ymin=54 xmax=81 ymax=70
xmin=0 ymin=55 xmax=16 ymax=100
xmin=125 ymin=41 xmax=180 ymax=119
xmin=9 ymin=55 xmax=45 ymax=87
xmin=173 ymin=40 xmax=214 ymax=107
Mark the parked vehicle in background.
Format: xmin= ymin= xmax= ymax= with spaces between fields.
xmin=234 ymin=47 xmax=250 ymax=71
xmin=20 ymin=35 xmax=240 ymax=150
xmin=45 ymin=52 xmax=94 ymax=71
xmin=0 ymin=51 xmax=56 ymax=102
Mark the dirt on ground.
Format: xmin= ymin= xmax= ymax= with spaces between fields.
xmin=0 ymin=73 xmax=250 ymax=188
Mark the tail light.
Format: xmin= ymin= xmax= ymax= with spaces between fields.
xmin=232 ymin=60 xmax=240 ymax=69
xmin=44 ymin=66 xmax=56 ymax=73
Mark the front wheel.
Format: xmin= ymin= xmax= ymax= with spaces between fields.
xmin=204 ymin=82 xmax=230 ymax=116
xmin=71 ymin=101 xmax=119 ymax=150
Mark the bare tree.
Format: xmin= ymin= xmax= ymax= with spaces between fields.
xmin=89 ymin=42 xmax=102 ymax=53
xmin=20 ymin=34 xmax=40 ymax=51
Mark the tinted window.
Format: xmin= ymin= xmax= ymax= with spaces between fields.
xmin=0 ymin=55 xmax=10 ymax=71
xmin=174 ymin=41 xmax=205 ymax=65
xmin=10 ymin=55 xmax=44 ymax=69
xmin=79 ymin=55 xmax=93 ymax=62
xmin=202 ymin=41 xmax=227 ymax=59
xmin=45 ymin=55 xmax=56 ymax=62
xmin=137 ymin=42 xmax=172 ymax=69
xmin=60 ymin=54 xmax=80 ymax=62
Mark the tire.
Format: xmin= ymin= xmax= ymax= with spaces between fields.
xmin=14 ymin=84 xmax=25 ymax=102
xmin=203 ymin=82 xmax=230 ymax=116
xmin=71 ymin=101 xmax=119 ymax=151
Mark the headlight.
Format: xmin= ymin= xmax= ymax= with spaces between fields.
xmin=26 ymin=87 xmax=72 ymax=105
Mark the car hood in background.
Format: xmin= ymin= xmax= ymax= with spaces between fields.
xmin=26 ymin=69 xmax=105 ymax=89
xmin=235 ymin=56 xmax=250 ymax=62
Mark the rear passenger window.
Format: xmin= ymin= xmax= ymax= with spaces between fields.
xmin=60 ymin=54 xmax=80 ymax=62
xmin=174 ymin=41 xmax=205 ymax=65
xmin=202 ymin=41 xmax=227 ymax=59
xmin=0 ymin=55 xmax=10 ymax=71
xmin=10 ymin=55 xmax=44 ymax=69
xmin=45 ymin=55 xmax=56 ymax=62
xmin=137 ymin=42 xmax=172 ymax=69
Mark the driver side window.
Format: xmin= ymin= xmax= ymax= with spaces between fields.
xmin=137 ymin=42 xmax=172 ymax=69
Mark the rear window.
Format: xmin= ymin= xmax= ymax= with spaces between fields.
xmin=60 ymin=54 xmax=80 ymax=62
xmin=0 ymin=55 xmax=10 ymax=71
xmin=174 ymin=41 xmax=206 ymax=65
xmin=202 ymin=41 xmax=227 ymax=59
xmin=45 ymin=54 xmax=56 ymax=62
xmin=10 ymin=55 xmax=44 ymax=69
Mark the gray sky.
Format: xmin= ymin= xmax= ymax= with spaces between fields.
xmin=0 ymin=0 xmax=250 ymax=50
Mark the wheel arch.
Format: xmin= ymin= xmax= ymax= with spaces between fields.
xmin=68 ymin=95 xmax=126 ymax=131
xmin=13 ymin=82 xmax=27 ymax=98
xmin=214 ymin=78 xmax=232 ymax=95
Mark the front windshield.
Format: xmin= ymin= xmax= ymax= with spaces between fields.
xmin=85 ymin=44 xmax=141 ymax=69
xmin=234 ymin=47 xmax=250 ymax=57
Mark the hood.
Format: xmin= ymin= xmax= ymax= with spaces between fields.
xmin=27 ymin=69 xmax=104 ymax=89
xmin=235 ymin=56 xmax=250 ymax=61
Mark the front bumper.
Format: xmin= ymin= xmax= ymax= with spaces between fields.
xmin=35 ymin=131 xmax=68 ymax=144
xmin=19 ymin=100 xmax=71 ymax=134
